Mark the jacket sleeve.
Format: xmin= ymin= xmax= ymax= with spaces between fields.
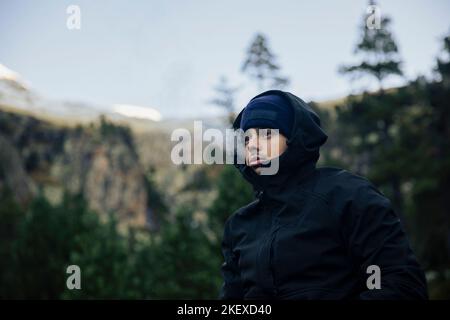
xmin=341 ymin=181 xmax=428 ymax=300
xmin=218 ymin=216 xmax=244 ymax=300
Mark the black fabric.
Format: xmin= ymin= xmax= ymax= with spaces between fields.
xmin=219 ymin=90 xmax=428 ymax=300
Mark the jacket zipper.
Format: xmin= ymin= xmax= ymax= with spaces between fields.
xmin=267 ymin=195 xmax=279 ymax=297
xmin=257 ymin=190 xmax=279 ymax=297
xmin=268 ymin=227 xmax=279 ymax=297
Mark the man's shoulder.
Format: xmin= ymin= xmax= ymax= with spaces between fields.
xmin=314 ymin=166 xmax=377 ymax=196
xmin=313 ymin=166 xmax=390 ymax=212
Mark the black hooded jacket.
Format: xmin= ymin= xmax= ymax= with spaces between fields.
xmin=219 ymin=90 xmax=428 ymax=300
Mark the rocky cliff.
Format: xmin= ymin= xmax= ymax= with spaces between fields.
xmin=0 ymin=110 xmax=149 ymax=228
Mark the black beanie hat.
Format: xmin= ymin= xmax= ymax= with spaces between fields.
xmin=239 ymin=93 xmax=294 ymax=139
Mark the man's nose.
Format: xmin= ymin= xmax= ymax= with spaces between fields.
xmin=247 ymin=135 xmax=259 ymax=152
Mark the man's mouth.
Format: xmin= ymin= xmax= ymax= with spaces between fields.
xmin=248 ymin=157 xmax=271 ymax=169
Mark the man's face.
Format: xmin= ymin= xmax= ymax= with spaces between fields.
xmin=244 ymin=128 xmax=288 ymax=175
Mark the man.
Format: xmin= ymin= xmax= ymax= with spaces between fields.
xmin=219 ymin=90 xmax=428 ymax=299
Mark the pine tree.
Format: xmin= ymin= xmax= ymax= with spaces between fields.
xmin=241 ymin=33 xmax=290 ymax=90
xmin=408 ymin=32 xmax=450 ymax=280
xmin=337 ymin=1 xmax=407 ymax=220
xmin=339 ymin=1 xmax=402 ymax=90
xmin=141 ymin=206 xmax=223 ymax=299
xmin=209 ymin=76 xmax=240 ymax=126
xmin=207 ymin=165 xmax=253 ymax=242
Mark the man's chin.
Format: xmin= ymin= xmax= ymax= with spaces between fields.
xmin=248 ymin=157 xmax=274 ymax=175
xmin=253 ymin=167 xmax=262 ymax=175
xmin=251 ymin=162 xmax=271 ymax=175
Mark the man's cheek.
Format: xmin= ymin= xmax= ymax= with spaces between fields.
xmin=262 ymin=146 xmax=270 ymax=159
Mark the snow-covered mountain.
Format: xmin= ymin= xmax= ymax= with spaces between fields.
xmin=0 ymin=63 xmax=163 ymax=127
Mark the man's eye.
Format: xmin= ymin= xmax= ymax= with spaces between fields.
xmin=260 ymin=129 xmax=272 ymax=138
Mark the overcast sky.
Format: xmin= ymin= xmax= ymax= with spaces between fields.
xmin=1 ymin=0 xmax=449 ymax=119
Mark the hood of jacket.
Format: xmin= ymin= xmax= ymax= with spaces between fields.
xmin=232 ymin=90 xmax=328 ymax=195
